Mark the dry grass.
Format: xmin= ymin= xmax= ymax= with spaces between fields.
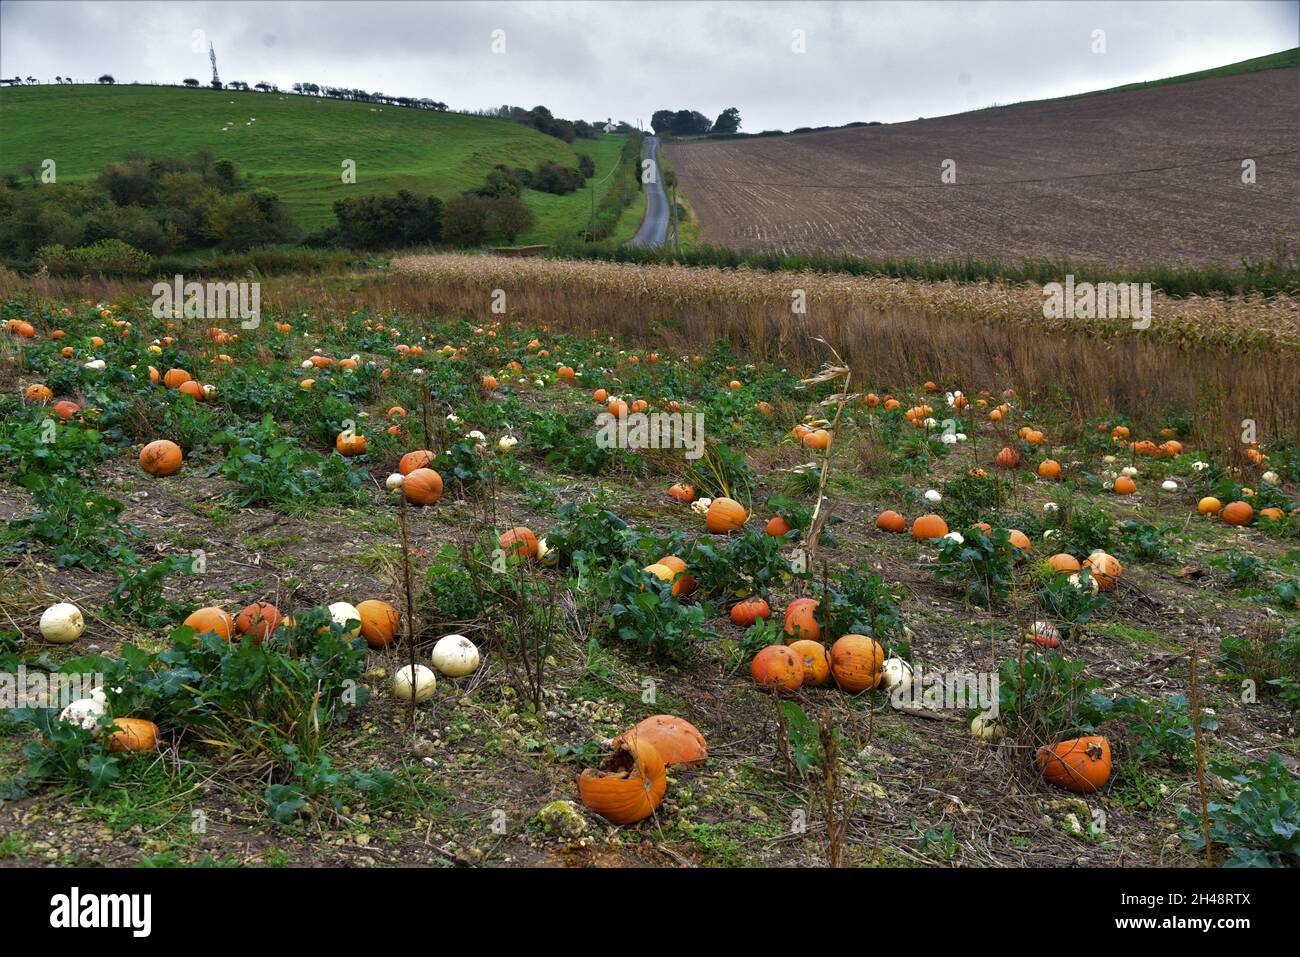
xmin=6 ymin=255 xmax=1298 ymax=454
xmin=383 ymin=255 xmax=1300 ymax=449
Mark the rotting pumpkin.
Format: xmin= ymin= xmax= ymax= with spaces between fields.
xmin=830 ymin=634 xmax=884 ymax=694
xmin=577 ymin=732 xmax=667 ymax=825
xmin=615 ymin=715 xmax=707 ymax=768
xmin=751 ymin=645 xmax=804 ymax=692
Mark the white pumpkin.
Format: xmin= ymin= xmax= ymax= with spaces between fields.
xmin=392 ymin=664 xmax=436 ymax=702
xmin=879 ymin=657 xmax=913 ymax=695
xmin=1161 ymin=480 xmax=1178 ymax=491
xmin=431 ymin=634 xmax=480 ymax=677
xmin=328 ymin=601 xmax=362 ymax=638
xmin=924 ymin=489 xmax=942 ymax=504
xmin=970 ymin=714 xmax=1004 ymax=742
xmin=537 ymin=537 xmax=559 ymax=568
xmin=385 ymin=472 xmax=405 ymax=491
xmin=40 ymin=602 xmax=85 ymax=643
xmin=59 ymin=695 xmax=105 ymax=730
xmin=1067 ymin=572 xmax=1100 ymax=596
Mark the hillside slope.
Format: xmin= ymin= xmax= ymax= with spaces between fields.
xmin=666 ymin=63 xmax=1300 ymax=268
xmin=0 ymin=85 xmax=638 ymax=243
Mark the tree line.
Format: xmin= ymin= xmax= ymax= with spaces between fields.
xmin=650 ymin=107 xmax=741 ymax=137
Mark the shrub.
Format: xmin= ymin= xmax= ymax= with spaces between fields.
xmin=331 ymin=190 xmax=442 ymax=248
xmin=598 ymin=560 xmax=715 ymax=660
xmin=36 ymin=238 xmax=154 ymax=277
xmin=991 ymin=651 xmax=1107 ymax=745
xmin=442 ymin=194 xmax=535 ymax=246
xmin=933 ymin=528 xmax=1024 ymax=607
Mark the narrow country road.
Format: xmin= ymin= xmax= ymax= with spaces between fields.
xmin=628 ymin=134 xmax=669 ymax=247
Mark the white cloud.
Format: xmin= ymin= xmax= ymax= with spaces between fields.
xmin=1 ymin=0 xmax=1294 ymax=130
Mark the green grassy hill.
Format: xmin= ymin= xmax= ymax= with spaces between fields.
xmin=0 ymin=84 xmax=644 ymax=245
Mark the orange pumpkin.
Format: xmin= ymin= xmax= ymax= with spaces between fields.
xmin=875 ymin=510 xmax=907 ymax=533
xmin=751 ymin=645 xmax=804 ymax=691
xmin=139 ymin=440 xmax=183 ymax=477
xmin=667 ymin=482 xmax=695 ymax=503
xmin=789 ymin=639 xmax=831 ymax=687
xmin=1113 ymin=476 xmax=1136 ymax=495
xmin=1038 ymin=459 xmax=1061 ymax=480
xmin=730 ymin=597 xmax=771 ymax=627
xmin=1048 ymin=553 xmax=1082 ymax=574
xmin=783 ymin=597 xmax=821 ymax=642
xmin=499 ymin=526 xmax=539 ymax=559
xmin=765 ymin=515 xmax=793 ymax=537
xmin=616 ymin=716 xmax=707 ymax=768
xmin=830 ymin=634 xmax=884 ymax=694
xmin=706 ymin=497 xmax=747 ymax=533
xmin=178 ymin=379 xmax=205 ymax=401
xmin=578 ymin=733 xmax=667 ymax=825
xmin=995 ymin=447 xmax=1020 ymax=469
xmin=606 ymin=399 xmax=629 ymax=419
xmin=1036 ymin=736 xmax=1112 ymax=793
xmin=163 ymin=368 xmax=191 ymax=389
xmin=656 ymin=555 xmax=695 ymax=597
xmin=1221 ymin=502 xmax=1253 ymax=526
xmin=1007 ymin=529 xmax=1031 ymax=558
xmin=911 ymin=514 xmax=949 ymax=541
xmin=52 ymin=400 xmax=80 ymax=420
xmin=1197 ymin=496 xmax=1222 ymax=516
xmin=356 ymin=599 xmax=400 ymax=648
xmin=335 ymin=431 xmax=367 ymax=457
xmin=183 ymin=606 xmax=234 ymax=641
xmin=24 ymin=384 xmax=53 ymax=403
xmin=802 ymin=429 xmax=831 ymax=451
xmin=593 ymin=388 xmax=608 ymax=403
xmin=403 ymin=468 xmax=443 ymax=506
xmin=398 ymin=449 xmax=436 ymax=475
xmin=235 ymin=602 xmax=282 ymax=642
xmin=1084 ymin=551 xmax=1123 ymax=590
xmin=107 ymin=718 xmax=160 ymax=753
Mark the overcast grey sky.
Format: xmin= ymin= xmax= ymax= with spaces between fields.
xmin=1 ymin=1 xmax=1295 ymax=129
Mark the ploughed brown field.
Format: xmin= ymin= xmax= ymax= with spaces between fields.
xmin=666 ymin=67 xmax=1300 ymax=268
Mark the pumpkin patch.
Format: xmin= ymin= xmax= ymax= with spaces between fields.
xmin=3 ymin=275 xmax=1294 ymax=875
